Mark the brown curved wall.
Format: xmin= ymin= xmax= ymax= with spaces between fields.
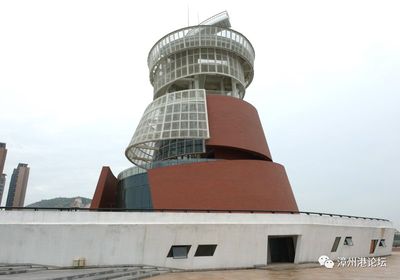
xmin=206 ymin=95 xmax=272 ymax=160
xmin=147 ymin=160 xmax=298 ymax=211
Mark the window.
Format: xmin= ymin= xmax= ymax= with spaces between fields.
xmin=344 ymin=237 xmax=353 ymax=246
xmin=194 ymin=245 xmax=217 ymax=257
xmin=331 ymin=237 xmax=341 ymax=252
xmin=370 ymin=239 xmax=378 ymax=253
xmin=379 ymin=239 xmax=386 ymax=247
xmin=126 ymin=89 xmax=210 ymax=168
xmin=167 ymin=245 xmax=191 ymax=259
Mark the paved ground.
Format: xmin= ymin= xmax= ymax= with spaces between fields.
xmin=149 ymin=251 xmax=400 ymax=280
xmin=0 ymin=252 xmax=398 ymax=279
xmin=0 ymin=266 xmax=167 ymax=280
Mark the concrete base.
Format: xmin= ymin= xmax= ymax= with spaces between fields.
xmin=0 ymin=211 xmax=394 ymax=269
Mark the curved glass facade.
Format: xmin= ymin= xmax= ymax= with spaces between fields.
xmin=118 ymin=173 xmax=152 ymax=209
xmin=125 ymin=13 xmax=254 ymax=170
xmin=153 ymin=139 xmax=205 ymax=161
xmin=148 ymin=25 xmax=254 ymax=77
xmin=118 ymin=158 xmax=217 ymax=181
xmin=118 ymin=166 xmax=147 ymax=181
xmin=152 ymin=48 xmax=246 ymax=98
xmin=125 ymin=89 xmax=210 ymax=168
xmin=148 ymin=25 xmax=254 ymax=99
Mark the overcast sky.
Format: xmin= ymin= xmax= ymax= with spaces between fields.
xmin=0 ymin=0 xmax=399 ymax=228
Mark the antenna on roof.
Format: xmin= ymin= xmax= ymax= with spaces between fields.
xmin=187 ymin=5 xmax=189 ymax=26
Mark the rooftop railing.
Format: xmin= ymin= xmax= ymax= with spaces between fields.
xmin=147 ymin=25 xmax=255 ymax=76
xmin=0 ymin=207 xmax=389 ymax=222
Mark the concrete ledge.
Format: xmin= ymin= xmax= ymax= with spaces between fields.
xmin=0 ymin=211 xmax=395 ymax=269
xmin=0 ymin=211 xmax=392 ymax=227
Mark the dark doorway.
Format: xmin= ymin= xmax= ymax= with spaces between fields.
xmin=268 ymin=236 xmax=296 ymax=263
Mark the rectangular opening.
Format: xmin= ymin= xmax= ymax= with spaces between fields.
xmin=370 ymin=239 xmax=378 ymax=254
xmin=379 ymin=239 xmax=386 ymax=247
xmin=344 ymin=236 xmax=353 ymax=246
xmin=167 ymin=245 xmax=191 ymax=259
xmin=268 ymin=236 xmax=296 ymax=263
xmin=194 ymin=244 xmax=217 ymax=257
xmin=331 ymin=237 xmax=341 ymax=252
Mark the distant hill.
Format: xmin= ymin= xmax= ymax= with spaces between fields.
xmin=26 ymin=197 xmax=92 ymax=208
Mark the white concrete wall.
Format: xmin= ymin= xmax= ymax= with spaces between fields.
xmin=0 ymin=211 xmax=394 ymax=269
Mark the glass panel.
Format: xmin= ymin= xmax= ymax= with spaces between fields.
xmin=344 ymin=237 xmax=353 ymax=246
xmin=369 ymin=239 xmax=378 ymax=254
xmin=331 ymin=237 xmax=341 ymax=252
xmin=126 ymin=90 xmax=210 ymax=167
xmin=194 ymin=245 xmax=217 ymax=257
xmin=170 ymin=246 xmax=190 ymax=259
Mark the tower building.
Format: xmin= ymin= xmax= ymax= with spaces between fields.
xmin=6 ymin=163 xmax=30 ymax=207
xmin=0 ymin=143 xmax=7 ymax=205
xmin=0 ymin=12 xmax=394 ymax=270
xmin=0 ymin=174 xmax=5 ymax=205
xmin=0 ymin=143 xmax=6 ymax=175
xmin=91 ymin=12 xmax=298 ymax=211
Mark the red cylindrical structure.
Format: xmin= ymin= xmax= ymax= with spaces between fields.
xmin=148 ymin=160 xmax=297 ymax=211
xmin=206 ymin=95 xmax=272 ymax=161
xmin=91 ymin=15 xmax=298 ymax=212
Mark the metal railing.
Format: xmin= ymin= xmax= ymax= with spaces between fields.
xmin=0 ymin=207 xmax=389 ymax=221
xmin=147 ymin=25 xmax=255 ymax=73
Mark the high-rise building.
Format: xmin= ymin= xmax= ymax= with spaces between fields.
xmin=91 ymin=12 xmax=298 ymax=211
xmin=0 ymin=143 xmax=7 ymax=206
xmin=6 ymin=163 xmax=30 ymax=207
xmin=0 ymin=174 xmax=5 ymax=205
xmin=0 ymin=143 xmax=6 ymax=174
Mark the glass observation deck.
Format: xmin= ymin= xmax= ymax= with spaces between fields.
xmin=126 ymin=12 xmax=255 ymax=169
xmin=125 ymin=89 xmax=210 ymax=168
xmin=148 ymin=25 xmax=255 ymax=99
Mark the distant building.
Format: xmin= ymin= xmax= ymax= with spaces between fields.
xmin=0 ymin=143 xmax=8 ymax=206
xmin=0 ymin=143 xmax=6 ymax=175
xmin=6 ymin=163 xmax=30 ymax=207
xmin=0 ymin=174 xmax=5 ymax=205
